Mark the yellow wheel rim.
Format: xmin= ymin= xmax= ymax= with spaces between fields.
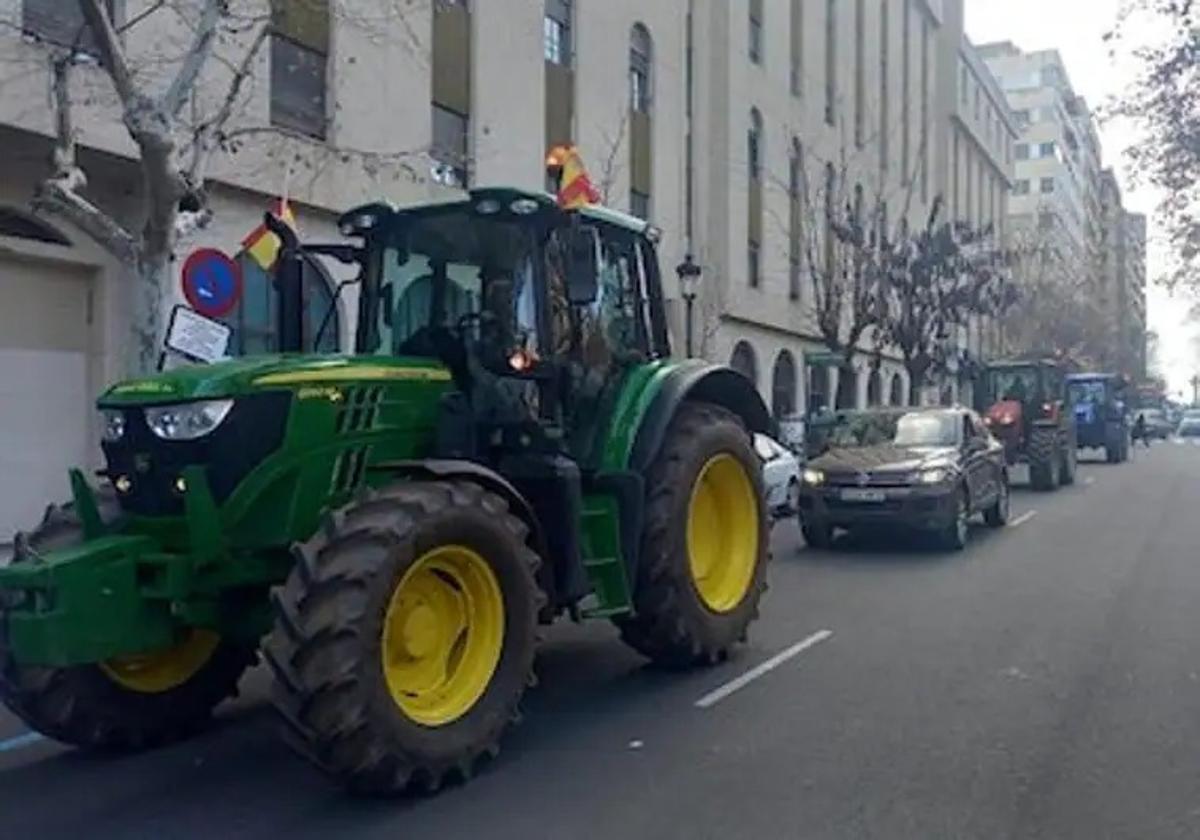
xmin=99 ymin=630 xmax=220 ymax=694
xmin=686 ymin=453 xmax=760 ymax=613
xmin=382 ymin=545 xmax=505 ymax=727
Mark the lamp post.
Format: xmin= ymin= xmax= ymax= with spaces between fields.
xmin=675 ymin=253 xmax=702 ymax=357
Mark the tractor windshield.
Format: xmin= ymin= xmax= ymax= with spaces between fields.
xmin=987 ymin=368 xmax=1040 ymax=404
xmin=1068 ymin=380 xmax=1108 ymax=406
xmin=356 ymin=208 xmax=541 ymax=357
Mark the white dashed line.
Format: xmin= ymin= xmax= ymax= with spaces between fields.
xmin=1009 ymin=510 xmax=1038 ymax=528
xmin=1083 ymin=476 xmax=1095 ymax=486
xmin=695 ymin=630 xmax=833 ymax=708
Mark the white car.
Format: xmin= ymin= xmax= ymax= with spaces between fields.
xmin=754 ymin=433 xmax=801 ymax=520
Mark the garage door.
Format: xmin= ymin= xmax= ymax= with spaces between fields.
xmin=0 ymin=255 xmax=93 ymax=542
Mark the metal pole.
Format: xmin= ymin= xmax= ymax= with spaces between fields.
xmin=685 ymin=295 xmax=694 ymax=357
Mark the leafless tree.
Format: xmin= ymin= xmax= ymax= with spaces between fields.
xmin=3 ymin=1 xmax=426 ymax=374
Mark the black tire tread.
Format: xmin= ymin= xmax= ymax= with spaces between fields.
xmin=616 ymin=402 xmax=768 ymax=668
xmin=262 ymin=480 xmax=543 ymax=795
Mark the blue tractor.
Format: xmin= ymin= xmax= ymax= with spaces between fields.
xmin=1065 ymin=373 xmax=1130 ymax=463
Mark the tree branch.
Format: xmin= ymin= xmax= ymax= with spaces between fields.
xmin=163 ymin=0 xmax=225 ymax=116
xmin=33 ymin=55 xmax=138 ymax=263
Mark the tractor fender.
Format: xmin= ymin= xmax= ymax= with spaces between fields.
xmin=369 ymin=459 xmax=549 ymax=562
xmin=629 ymin=363 xmax=772 ymax=474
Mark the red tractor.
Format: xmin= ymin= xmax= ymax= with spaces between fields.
xmin=977 ymin=359 xmax=1077 ymax=490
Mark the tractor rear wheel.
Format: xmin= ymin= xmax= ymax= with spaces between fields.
xmin=1028 ymin=428 xmax=1060 ymax=491
xmin=264 ymin=481 xmax=543 ymax=795
xmin=0 ymin=491 xmax=254 ymax=750
xmin=617 ymin=402 xmax=768 ymax=668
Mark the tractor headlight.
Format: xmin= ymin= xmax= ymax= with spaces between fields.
xmin=918 ymin=467 xmax=950 ymax=485
xmin=802 ymin=468 xmax=825 ymax=486
xmin=144 ymin=399 xmax=233 ymax=441
xmin=100 ymin=409 xmax=126 ymax=443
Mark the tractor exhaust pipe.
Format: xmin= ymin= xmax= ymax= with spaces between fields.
xmin=266 ymin=212 xmax=305 ymax=353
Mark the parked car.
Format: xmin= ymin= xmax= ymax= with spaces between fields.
xmin=797 ymin=407 xmax=1009 ymax=551
xmin=1139 ymin=408 xmax=1173 ymax=439
xmin=754 ymin=433 xmax=801 ymax=520
xmin=1177 ymin=418 xmax=1200 ymax=439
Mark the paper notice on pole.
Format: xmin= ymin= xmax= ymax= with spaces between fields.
xmin=164 ymin=304 xmax=231 ymax=364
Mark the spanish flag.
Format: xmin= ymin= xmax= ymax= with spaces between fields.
xmin=241 ymin=197 xmax=296 ymax=270
xmin=545 ymin=145 xmax=600 ymax=210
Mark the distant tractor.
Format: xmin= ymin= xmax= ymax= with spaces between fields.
xmin=1065 ymin=373 xmax=1130 ymax=463
xmin=978 ymin=359 xmax=1077 ymax=490
xmin=0 ymin=180 xmax=772 ymax=794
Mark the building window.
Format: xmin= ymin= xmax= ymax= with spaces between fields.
xmin=749 ymin=0 xmax=764 ymax=64
xmin=901 ymin=0 xmax=910 ymax=174
xmin=228 ymin=253 xmax=339 ymax=355
xmin=1015 ymin=143 xmax=1030 ymax=160
xmin=544 ymin=0 xmax=571 ymax=66
xmin=1038 ymin=140 xmax=1056 ymax=158
xmin=1038 ymin=211 xmax=1055 ymax=231
xmin=630 ymin=23 xmax=652 ymax=112
xmin=270 ymin=0 xmax=329 ymax=139
xmin=920 ymin=12 xmax=929 ymax=202
xmin=630 ymin=189 xmax=650 ymax=219
xmin=21 ymin=0 xmax=115 ymax=52
xmin=748 ymin=239 xmax=761 ymax=288
xmin=790 ymin=0 xmax=803 ymax=94
xmin=960 ymin=63 xmax=968 ymax=104
xmin=748 ymin=108 xmax=763 ymax=180
xmin=824 ymin=0 xmax=837 ymax=125
xmin=431 ymin=104 xmax=469 ymax=188
xmin=1014 ymin=179 xmax=1030 ymax=195
xmin=1040 ymin=176 xmax=1055 ymax=193
xmin=789 ymin=138 xmax=803 ymax=301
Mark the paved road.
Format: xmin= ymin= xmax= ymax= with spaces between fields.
xmin=2 ymin=442 xmax=1200 ymax=839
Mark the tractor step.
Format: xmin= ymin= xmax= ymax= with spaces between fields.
xmin=579 ymin=495 xmax=633 ymax=619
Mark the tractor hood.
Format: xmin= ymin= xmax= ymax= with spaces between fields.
xmin=98 ymin=355 xmax=453 ymax=406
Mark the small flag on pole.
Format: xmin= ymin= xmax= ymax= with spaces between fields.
xmin=545 ymin=145 xmax=600 ymax=210
xmin=241 ymin=197 xmax=296 ymax=270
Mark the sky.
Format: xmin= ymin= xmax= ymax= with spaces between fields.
xmin=965 ymin=0 xmax=1197 ymax=399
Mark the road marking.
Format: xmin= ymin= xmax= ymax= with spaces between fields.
xmin=694 ymin=629 xmax=833 ymax=709
xmin=0 ymin=731 xmax=44 ymax=753
xmin=1083 ymin=476 xmax=1095 ymax=486
xmin=1009 ymin=510 xmax=1038 ymax=528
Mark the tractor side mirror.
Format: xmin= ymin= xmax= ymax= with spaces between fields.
xmin=565 ymin=226 xmax=600 ymax=305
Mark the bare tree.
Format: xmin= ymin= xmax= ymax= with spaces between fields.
xmin=874 ymin=198 xmax=1017 ymax=404
xmin=1107 ymin=0 xmax=1200 ymax=292
xmin=5 ymin=1 xmax=424 ymax=374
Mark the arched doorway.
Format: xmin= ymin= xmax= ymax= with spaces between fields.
xmin=771 ymin=350 xmax=797 ymax=419
xmin=867 ymin=369 xmax=883 ymax=406
xmin=890 ymin=372 xmax=905 ymax=406
xmin=730 ymin=340 xmax=758 ymax=387
xmin=836 ymin=366 xmax=858 ymax=409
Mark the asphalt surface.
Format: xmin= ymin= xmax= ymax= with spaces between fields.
xmin=2 ymin=441 xmax=1200 ymax=839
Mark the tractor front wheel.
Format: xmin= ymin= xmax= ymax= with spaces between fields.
xmin=0 ymin=492 xmax=254 ymax=750
xmin=264 ymin=481 xmax=543 ymax=794
xmin=617 ymin=402 xmax=768 ymax=667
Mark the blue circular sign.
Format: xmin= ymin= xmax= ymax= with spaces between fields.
xmin=181 ymin=248 xmax=242 ymax=318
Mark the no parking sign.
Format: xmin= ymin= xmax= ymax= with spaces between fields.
xmin=181 ymin=248 xmax=242 ymax=319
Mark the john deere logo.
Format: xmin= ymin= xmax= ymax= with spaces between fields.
xmin=111 ymin=380 xmax=174 ymax=395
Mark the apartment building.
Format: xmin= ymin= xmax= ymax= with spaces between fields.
xmin=1118 ymin=211 xmax=1148 ymax=379
xmin=948 ymin=32 xmax=1018 ymax=402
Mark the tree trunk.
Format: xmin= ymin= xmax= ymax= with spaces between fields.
xmin=131 ymin=252 xmax=170 ymax=375
xmin=906 ymin=360 xmax=929 ymax=407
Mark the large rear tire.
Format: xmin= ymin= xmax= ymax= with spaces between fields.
xmin=616 ymin=402 xmax=768 ymax=668
xmin=264 ymin=481 xmax=543 ymax=795
xmin=0 ymin=491 xmax=254 ymax=750
xmin=1028 ymin=428 xmax=1060 ymax=491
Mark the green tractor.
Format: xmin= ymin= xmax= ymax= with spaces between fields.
xmin=0 ymin=187 xmax=771 ymax=793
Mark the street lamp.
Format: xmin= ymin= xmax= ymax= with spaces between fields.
xmin=675 ymin=253 xmax=702 ymax=357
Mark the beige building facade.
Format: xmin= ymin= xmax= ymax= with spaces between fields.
xmin=0 ymin=0 xmax=1015 ymax=536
